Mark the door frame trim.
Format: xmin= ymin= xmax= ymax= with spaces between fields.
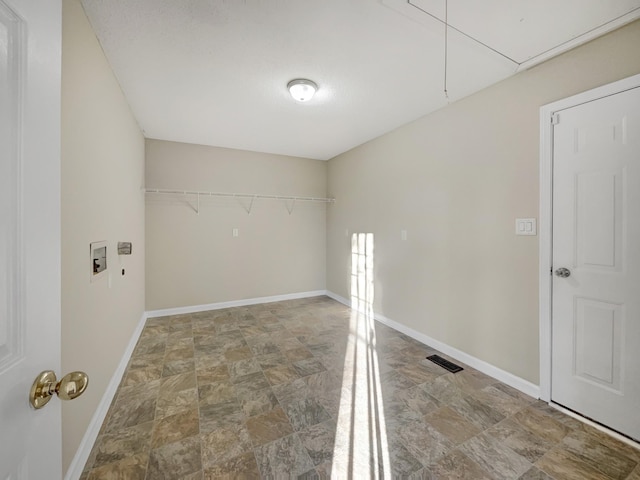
xmin=539 ymin=72 xmax=640 ymax=402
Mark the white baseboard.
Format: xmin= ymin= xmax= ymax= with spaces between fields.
xmin=145 ymin=290 xmax=327 ymax=318
xmin=326 ymin=291 xmax=540 ymax=399
xmin=64 ymin=312 xmax=148 ymax=480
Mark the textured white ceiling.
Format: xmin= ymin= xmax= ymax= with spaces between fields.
xmin=81 ymin=0 xmax=640 ymax=160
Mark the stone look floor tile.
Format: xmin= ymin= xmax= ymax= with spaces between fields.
xmin=276 ymin=337 xmax=306 ymax=351
xmin=536 ymin=447 xmax=618 ymax=480
xmin=91 ymin=421 xmax=153 ymax=469
xmin=147 ymin=435 xmax=202 ymax=479
xmin=103 ymin=392 xmax=158 ymax=434
xmin=237 ymin=386 xmax=279 ymax=417
xmin=560 ymin=428 xmax=638 ymax=479
xmin=384 ymin=439 xmax=425 ymax=477
xmin=579 ymin=429 xmax=640 ymax=464
xmin=298 ymin=467 xmax=321 ymax=479
xmin=292 ymin=358 xmax=327 ymax=377
xmin=223 ymin=345 xmax=254 ymax=362
xmin=430 ymin=449 xmax=494 ymax=480
xmin=159 ymin=372 xmax=196 ymax=396
xmin=123 ymin=365 xmax=163 ymax=387
xmin=487 ymin=417 xmax=555 ymax=463
xmin=127 ymin=352 xmax=164 ymax=371
xmin=453 ymin=368 xmax=498 ymax=393
xmin=449 ymin=393 xmax=505 ymax=430
xmin=297 ymin=420 xmax=337 ymax=466
xmin=195 ymin=353 xmax=226 ymax=370
xmin=420 ymin=375 xmax=466 ymax=405
xmin=396 ymin=419 xmax=456 ymax=466
xmin=470 ymin=384 xmax=531 ymax=417
xmin=379 ymin=369 xmax=416 ymax=396
xmin=247 ymin=339 xmax=280 ymax=356
xmin=81 ymin=297 xmax=639 ymax=479
xmin=519 ymin=466 xmax=557 ymax=480
xmin=255 ymin=351 xmax=288 ymax=369
xmin=181 ymin=469 xmax=204 ymax=479
xmin=254 ymin=434 xmax=315 ymax=478
xmin=231 ymin=371 xmax=270 ymax=396
xmin=156 ymin=387 xmax=198 ymax=418
xmin=201 ymin=424 xmax=253 ymax=467
xmin=514 ymin=406 xmax=572 ymax=444
xmin=283 ymin=396 xmax=332 ymax=431
xmin=320 ymin=392 xmax=351 ymax=422
xmin=272 ymin=378 xmax=312 ymax=406
xmin=461 ymin=431 xmax=533 ymax=480
xmin=196 ymin=365 xmax=229 ymax=385
xmin=397 ymin=362 xmax=442 ymax=384
xmin=228 ymin=357 xmax=261 ymax=379
xmin=393 ymin=385 xmax=441 ymax=416
xmin=263 ymin=364 xmax=300 ymax=386
xmin=151 ymin=408 xmax=199 ymax=448
xmin=239 ymin=325 xmax=266 ymax=337
xmin=246 ymin=406 xmax=294 ymax=446
xmin=530 ymin=402 xmax=586 ymax=430
xmin=133 ymin=338 xmax=166 ymax=357
xmin=162 ymin=358 xmax=195 ymax=377
xmin=380 ymin=348 xmax=411 ymax=369
xmin=198 ymin=380 xmax=236 ymax=406
xmin=164 ymin=344 xmax=194 ymax=362
xmin=87 ymin=452 xmax=149 ymax=480
xmin=627 ymin=465 xmax=640 ymax=480
xmin=304 ymin=370 xmax=342 ymax=394
xmin=199 ymin=400 xmax=244 ymax=434
xmin=493 ymin=382 xmax=537 ymax=405
xmin=203 ymin=451 xmax=260 ymax=479
xmin=424 ymin=405 xmax=482 ymax=444
xmin=314 ymin=460 xmax=332 ymax=479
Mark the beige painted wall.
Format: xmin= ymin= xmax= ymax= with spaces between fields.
xmin=61 ymin=0 xmax=145 ymax=473
xmin=145 ymin=140 xmax=327 ymax=310
xmin=327 ymin=20 xmax=640 ymax=385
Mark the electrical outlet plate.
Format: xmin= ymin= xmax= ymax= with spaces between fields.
xmin=515 ymin=218 xmax=537 ymax=236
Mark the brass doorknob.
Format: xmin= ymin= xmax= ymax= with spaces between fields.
xmin=29 ymin=370 xmax=89 ymax=409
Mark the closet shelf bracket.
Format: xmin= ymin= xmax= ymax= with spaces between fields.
xmin=238 ymin=195 xmax=256 ymax=215
xmin=285 ymin=198 xmax=296 ymax=215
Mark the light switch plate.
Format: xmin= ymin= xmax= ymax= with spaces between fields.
xmin=515 ymin=218 xmax=537 ymax=236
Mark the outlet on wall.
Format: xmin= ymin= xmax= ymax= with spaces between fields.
xmin=515 ymin=218 xmax=536 ymax=236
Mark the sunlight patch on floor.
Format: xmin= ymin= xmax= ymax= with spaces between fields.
xmin=333 ymin=233 xmax=391 ymax=477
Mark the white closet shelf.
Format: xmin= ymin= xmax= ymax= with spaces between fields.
xmin=144 ymin=188 xmax=334 ymax=214
xmin=144 ymin=188 xmax=334 ymax=203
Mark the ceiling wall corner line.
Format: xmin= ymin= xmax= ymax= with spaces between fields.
xmin=515 ymin=7 xmax=640 ymax=72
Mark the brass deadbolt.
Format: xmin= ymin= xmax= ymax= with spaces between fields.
xmin=29 ymin=370 xmax=89 ymax=409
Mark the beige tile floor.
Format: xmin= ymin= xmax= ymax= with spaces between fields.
xmin=81 ymin=296 xmax=640 ymax=479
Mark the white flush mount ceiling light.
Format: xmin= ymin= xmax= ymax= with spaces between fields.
xmin=287 ymin=79 xmax=317 ymax=102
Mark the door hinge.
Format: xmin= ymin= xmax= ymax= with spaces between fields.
xmin=551 ymin=113 xmax=560 ymax=125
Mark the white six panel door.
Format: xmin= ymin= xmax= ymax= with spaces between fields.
xmin=552 ymin=86 xmax=640 ymax=441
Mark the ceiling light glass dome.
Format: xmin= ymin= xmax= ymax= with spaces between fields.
xmin=287 ymin=79 xmax=317 ymax=102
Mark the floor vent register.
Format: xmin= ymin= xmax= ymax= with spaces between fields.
xmin=426 ymin=354 xmax=464 ymax=373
